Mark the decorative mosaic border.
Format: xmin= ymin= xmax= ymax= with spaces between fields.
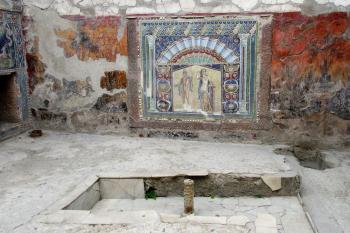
xmin=127 ymin=15 xmax=272 ymax=131
xmin=0 ymin=9 xmax=30 ymax=141
xmin=0 ymin=10 xmax=25 ymax=71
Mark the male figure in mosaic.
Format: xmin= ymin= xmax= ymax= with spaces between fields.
xmin=178 ymin=69 xmax=193 ymax=111
xmin=198 ymin=68 xmax=214 ymax=113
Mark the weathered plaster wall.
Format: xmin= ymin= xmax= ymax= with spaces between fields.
xmin=271 ymin=12 xmax=350 ymax=147
xmin=22 ymin=0 xmax=350 ymax=146
xmin=24 ymin=7 xmax=129 ymax=133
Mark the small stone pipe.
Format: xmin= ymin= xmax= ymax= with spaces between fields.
xmin=184 ymin=179 xmax=194 ymax=214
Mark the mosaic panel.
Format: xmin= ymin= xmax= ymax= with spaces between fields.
xmin=0 ymin=10 xmax=25 ymax=71
xmin=140 ymin=18 xmax=258 ymax=120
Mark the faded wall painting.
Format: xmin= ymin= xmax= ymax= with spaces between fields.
xmin=140 ymin=17 xmax=258 ymax=120
xmin=269 ymin=12 xmax=350 ymax=143
xmin=55 ymin=16 xmax=127 ymax=62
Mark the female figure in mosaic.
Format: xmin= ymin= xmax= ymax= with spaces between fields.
xmin=198 ymin=68 xmax=214 ymax=113
xmin=178 ymin=69 xmax=193 ymax=111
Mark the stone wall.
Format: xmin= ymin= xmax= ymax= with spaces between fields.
xmin=21 ymin=0 xmax=350 ymax=147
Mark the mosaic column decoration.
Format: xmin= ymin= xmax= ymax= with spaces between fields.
xmin=238 ymin=33 xmax=249 ymax=114
xmin=145 ymin=35 xmax=156 ymax=111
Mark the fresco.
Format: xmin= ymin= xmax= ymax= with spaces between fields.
xmin=272 ymin=12 xmax=350 ymax=91
xmin=272 ymin=12 xmax=350 ymax=121
xmin=100 ymin=70 xmax=127 ymax=91
xmin=267 ymin=12 xmax=350 ymax=144
xmin=140 ymin=18 xmax=258 ymax=120
xmin=55 ymin=16 xmax=127 ymax=62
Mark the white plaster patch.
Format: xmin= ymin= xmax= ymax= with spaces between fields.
xmin=75 ymin=0 xmax=93 ymax=7
xmin=262 ymin=0 xmax=290 ymax=4
xmin=254 ymin=4 xmax=301 ymax=12
xmin=126 ymin=6 xmax=156 ymax=14
xmin=52 ymin=0 xmax=81 ymax=15
xmin=91 ymin=0 xmax=105 ymax=5
xmin=179 ymin=0 xmax=195 ymax=12
xmin=156 ymin=0 xmax=181 ymax=13
xmin=211 ymin=4 xmax=241 ymax=13
xmin=95 ymin=5 xmax=119 ymax=16
xmin=190 ymin=6 xmax=212 ymax=13
xmin=314 ymin=0 xmax=329 ymax=4
xmin=23 ymin=0 xmax=54 ymax=9
xmin=231 ymin=0 xmax=258 ymax=11
xmin=24 ymin=0 xmax=350 ymax=16
xmin=119 ymin=0 xmax=137 ymax=7
xmin=330 ymin=0 xmax=350 ymax=6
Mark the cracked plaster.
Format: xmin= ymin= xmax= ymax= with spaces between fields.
xmin=21 ymin=0 xmax=350 ymax=16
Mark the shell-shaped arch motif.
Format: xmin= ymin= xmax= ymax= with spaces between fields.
xmin=157 ymin=36 xmax=239 ymax=64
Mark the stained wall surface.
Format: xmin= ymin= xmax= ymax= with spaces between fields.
xmin=20 ymin=0 xmax=350 ymax=147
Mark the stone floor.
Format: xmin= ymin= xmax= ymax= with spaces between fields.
xmin=89 ymin=196 xmax=313 ymax=233
xmin=0 ymin=122 xmax=18 ymax=132
xmin=0 ymin=130 xmax=349 ymax=232
xmin=296 ymin=150 xmax=350 ymax=233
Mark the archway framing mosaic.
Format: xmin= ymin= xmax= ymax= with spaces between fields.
xmin=127 ymin=15 xmax=272 ymax=131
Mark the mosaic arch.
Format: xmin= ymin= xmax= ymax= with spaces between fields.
xmin=127 ymin=16 xmax=272 ymax=130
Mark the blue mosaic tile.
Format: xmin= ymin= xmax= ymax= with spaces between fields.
xmin=140 ymin=18 xmax=258 ymax=119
